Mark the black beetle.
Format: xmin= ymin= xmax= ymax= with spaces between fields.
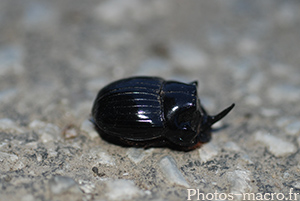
xmin=91 ymin=76 xmax=234 ymax=151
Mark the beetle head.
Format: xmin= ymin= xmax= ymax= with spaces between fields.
xmin=165 ymin=105 xmax=203 ymax=147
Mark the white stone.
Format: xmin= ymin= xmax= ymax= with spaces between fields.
xmin=13 ymin=161 xmax=25 ymax=171
xmin=78 ymin=180 xmax=95 ymax=194
xmin=80 ymin=120 xmax=99 ymax=139
xmin=29 ymin=120 xmax=47 ymax=129
xmin=0 ymin=118 xmax=23 ymax=133
xmin=227 ymin=169 xmax=251 ymax=201
xmin=0 ymin=151 xmax=19 ymax=162
xmin=159 ymin=155 xmax=189 ymax=188
xmin=36 ymin=154 xmax=43 ymax=162
xmin=199 ymin=142 xmax=219 ymax=163
xmin=89 ymin=147 xmax=115 ymax=166
xmin=254 ymin=131 xmax=297 ymax=157
xmin=29 ymin=120 xmax=60 ymax=143
xmin=240 ymin=154 xmax=253 ymax=164
xmin=126 ymin=148 xmax=153 ymax=163
xmin=25 ymin=142 xmax=38 ymax=149
xmin=223 ymin=141 xmax=241 ymax=152
xmin=48 ymin=148 xmax=58 ymax=158
xmin=105 ymin=179 xmax=143 ymax=200
xmin=49 ymin=176 xmax=81 ymax=195
xmin=0 ymin=151 xmax=22 ymax=171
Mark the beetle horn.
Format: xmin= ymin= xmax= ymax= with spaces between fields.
xmin=207 ymin=103 xmax=235 ymax=126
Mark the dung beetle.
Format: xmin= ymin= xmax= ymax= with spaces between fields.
xmin=91 ymin=76 xmax=234 ymax=151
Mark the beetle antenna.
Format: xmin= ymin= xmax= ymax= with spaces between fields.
xmin=207 ymin=103 xmax=235 ymax=126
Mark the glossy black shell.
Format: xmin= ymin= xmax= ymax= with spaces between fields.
xmin=91 ymin=76 xmax=234 ymax=150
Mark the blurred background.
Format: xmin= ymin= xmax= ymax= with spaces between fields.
xmin=1 ymin=0 xmax=299 ymax=122
xmin=1 ymin=0 xmax=300 ymax=200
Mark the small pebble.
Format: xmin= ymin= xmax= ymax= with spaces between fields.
xmin=283 ymin=172 xmax=290 ymax=179
xmin=92 ymin=167 xmax=99 ymax=174
xmin=292 ymin=180 xmax=300 ymax=189
xmin=62 ymin=125 xmax=78 ymax=139
xmin=105 ymin=179 xmax=143 ymax=200
xmin=199 ymin=142 xmax=219 ymax=163
xmin=254 ymin=131 xmax=297 ymax=157
xmin=49 ymin=175 xmax=81 ymax=195
xmin=126 ymin=148 xmax=153 ymax=163
xmin=47 ymin=148 xmax=58 ymax=158
xmin=159 ymin=155 xmax=189 ymax=187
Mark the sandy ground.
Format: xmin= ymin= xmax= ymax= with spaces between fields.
xmin=1 ymin=1 xmax=300 ymax=201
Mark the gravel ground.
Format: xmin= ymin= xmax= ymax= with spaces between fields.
xmin=1 ymin=1 xmax=300 ymax=201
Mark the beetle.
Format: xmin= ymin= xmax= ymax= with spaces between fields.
xmin=91 ymin=76 xmax=234 ymax=151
